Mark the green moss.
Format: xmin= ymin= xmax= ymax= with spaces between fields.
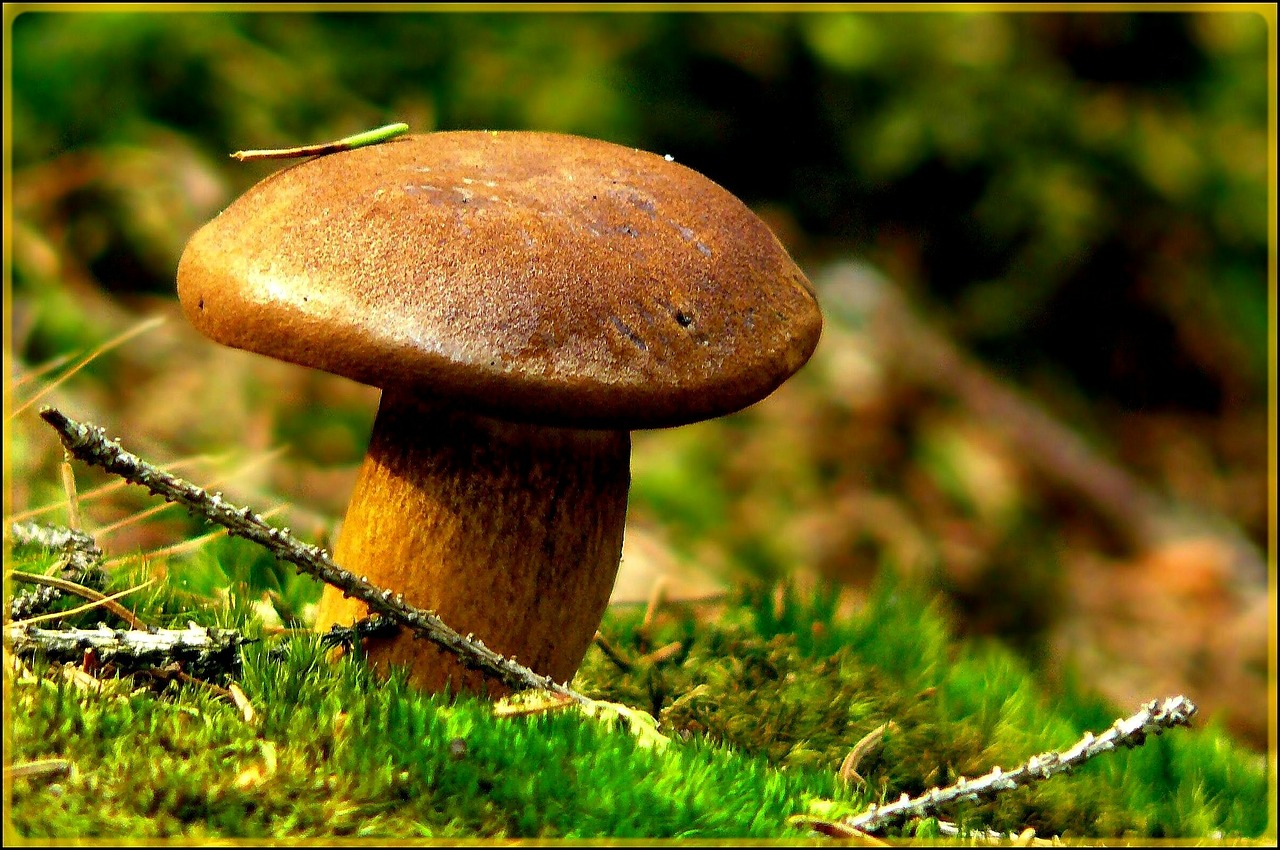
xmin=579 ymin=575 xmax=1272 ymax=840
xmin=7 ymin=627 xmax=837 ymax=839
xmin=5 ymin=547 xmax=1270 ymax=840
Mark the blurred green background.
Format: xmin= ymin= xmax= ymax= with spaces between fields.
xmin=5 ymin=9 xmax=1273 ymax=746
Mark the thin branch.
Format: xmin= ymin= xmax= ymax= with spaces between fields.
xmin=592 ymin=630 xmax=636 ymax=673
xmin=93 ymin=446 xmax=289 ymax=540
xmin=317 ymin=615 xmax=400 ymax=649
xmin=636 ymin=641 xmax=682 ymax=666
xmin=5 ymin=622 xmax=247 ymax=681
xmin=840 ymin=696 xmax=1198 ymax=835
xmin=39 ymin=406 xmax=596 ymax=705
xmin=641 ymin=575 xmax=668 ymax=636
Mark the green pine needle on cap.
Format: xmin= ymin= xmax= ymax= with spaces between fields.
xmin=231 ymin=122 xmax=409 ymax=162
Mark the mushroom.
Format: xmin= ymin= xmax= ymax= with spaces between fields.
xmin=176 ymin=131 xmax=822 ymax=694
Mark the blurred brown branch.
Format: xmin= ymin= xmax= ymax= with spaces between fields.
xmin=818 ymin=261 xmax=1268 ymax=595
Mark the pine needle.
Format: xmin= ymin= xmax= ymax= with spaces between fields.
xmin=12 ymin=579 xmax=155 ymax=628
xmin=60 ymin=457 xmax=82 ymax=531
xmin=8 ymin=315 xmax=166 ymax=421
xmin=6 ymin=569 xmax=149 ymax=630
xmin=8 ymin=351 xmax=78 ymax=390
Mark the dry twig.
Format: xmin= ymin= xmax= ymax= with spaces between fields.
xmin=40 ymin=406 xmax=597 ymax=705
xmin=637 ymin=640 xmax=683 ymax=666
xmin=838 ymin=696 xmax=1197 ymax=835
xmin=5 ymin=621 xmax=246 ymax=680
xmin=13 ymin=580 xmax=154 ymax=628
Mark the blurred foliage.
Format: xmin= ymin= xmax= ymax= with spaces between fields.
xmin=10 ymin=10 xmax=1270 ymax=410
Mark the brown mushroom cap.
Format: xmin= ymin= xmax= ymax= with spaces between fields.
xmin=178 ymin=131 xmax=821 ymax=429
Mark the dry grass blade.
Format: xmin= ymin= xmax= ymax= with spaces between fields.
xmin=12 ymin=579 xmax=155 ymax=627
xmin=60 ymin=458 xmax=82 ymax=530
xmin=228 ymin=682 xmax=257 ymax=724
xmin=92 ymin=500 xmax=177 ymax=538
xmin=7 ymin=351 xmax=78 ymax=390
xmin=839 ymin=721 xmax=899 ymax=786
xmin=4 ymin=758 xmax=72 ymax=781
xmin=6 ymin=569 xmax=149 ymax=630
xmin=8 ymin=315 xmax=166 ymax=421
xmin=5 ymin=452 xmax=230 ymax=524
xmin=104 ymin=504 xmax=289 ymax=569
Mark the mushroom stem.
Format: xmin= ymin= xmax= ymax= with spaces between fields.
xmin=314 ymin=392 xmax=631 ymax=695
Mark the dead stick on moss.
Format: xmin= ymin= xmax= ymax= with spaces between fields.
xmin=835 ymin=696 xmax=1197 ymax=835
xmin=38 ymin=406 xmax=594 ymax=705
xmin=6 ymin=521 xmax=108 ymax=621
xmin=637 ymin=640 xmax=682 ymax=666
xmin=5 ymin=623 xmax=245 ymax=678
xmin=640 ymin=576 xmax=668 ymax=636
xmin=7 ymin=521 xmax=104 ymax=576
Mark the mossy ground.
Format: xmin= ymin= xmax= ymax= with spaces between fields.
xmin=4 ymin=535 xmax=1271 ymax=842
